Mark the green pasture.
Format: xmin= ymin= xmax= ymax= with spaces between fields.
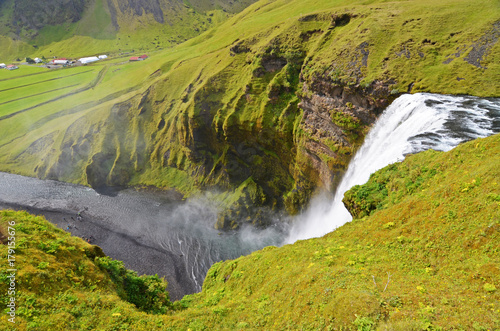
xmin=0 ymin=65 xmax=48 ymax=80
xmin=0 ymin=56 xmax=167 ymax=181
xmin=0 ymin=66 xmax=89 ymax=86
xmin=0 ymin=68 xmax=97 ymax=95
xmin=0 ymin=66 xmax=100 ymax=118
xmin=0 ymin=52 xmax=164 ymax=121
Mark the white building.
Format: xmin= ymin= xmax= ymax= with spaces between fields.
xmin=98 ymin=55 xmax=108 ymax=59
xmin=78 ymin=56 xmax=100 ymax=64
xmin=0 ymin=63 xmax=6 ymax=68
xmin=34 ymin=58 xmax=42 ymax=63
xmin=52 ymin=59 xmax=69 ymax=65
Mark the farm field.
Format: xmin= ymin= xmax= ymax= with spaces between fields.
xmin=0 ymin=66 xmax=94 ymax=88
xmin=0 ymin=65 xmax=48 ymax=79
xmin=0 ymin=67 xmax=100 ymax=118
xmin=0 ymin=53 xmax=171 ymax=181
xmin=0 ymin=53 xmax=166 ymax=119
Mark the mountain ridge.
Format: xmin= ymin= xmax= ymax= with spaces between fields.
xmin=0 ymin=0 xmax=257 ymax=60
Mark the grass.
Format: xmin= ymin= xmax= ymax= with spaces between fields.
xmin=0 ymin=0 xmax=498 ymax=218
xmin=0 ymin=133 xmax=498 ymax=329
xmin=0 ymin=66 xmax=92 ymax=88
xmin=0 ymin=67 xmax=98 ymax=117
xmin=0 ymin=66 xmax=48 ymax=80
xmin=0 ymin=36 xmax=33 ymax=62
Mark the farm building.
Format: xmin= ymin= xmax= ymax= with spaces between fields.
xmin=78 ymin=56 xmax=100 ymax=64
xmin=52 ymin=58 xmax=69 ymax=65
xmin=34 ymin=58 xmax=42 ymax=63
xmin=98 ymin=55 xmax=108 ymax=59
xmin=6 ymin=65 xmax=19 ymax=70
xmin=0 ymin=63 xmax=6 ymax=68
xmin=130 ymin=55 xmax=148 ymax=61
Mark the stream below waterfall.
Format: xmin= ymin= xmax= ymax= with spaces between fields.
xmin=1 ymin=93 xmax=499 ymax=299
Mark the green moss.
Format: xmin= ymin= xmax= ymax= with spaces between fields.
xmin=95 ymin=257 xmax=172 ymax=314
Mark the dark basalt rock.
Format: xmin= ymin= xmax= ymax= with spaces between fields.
xmin=85 ymin=152 xmax=117 ymax=188
xmin=261 ymin=56 xmax=287 ymax=72
xmin=11 ymin=0 xmax=86 ymax=31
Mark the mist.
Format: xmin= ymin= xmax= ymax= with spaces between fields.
xmin=0 ymin=174 xmax=287 ymax=294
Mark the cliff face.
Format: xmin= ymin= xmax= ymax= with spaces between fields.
xmin=36 ymin=13 xmax=397 ymax=228
xmin=0 ymin=0 xmax=498 ymax=230
xmin=296 ymin=75 xmax=394 ymax=192
xmin=11 ymin=0 xmax=86 ymax=31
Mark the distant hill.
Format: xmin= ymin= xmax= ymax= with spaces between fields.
xmin=0 ymin=0 xmax=257 ymax=60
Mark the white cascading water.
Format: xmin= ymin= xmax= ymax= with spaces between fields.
xmin=286 ymin=93 xmax=500 ymax=243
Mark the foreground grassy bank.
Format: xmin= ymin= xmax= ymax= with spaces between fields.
xmin=1 ymin=133 xmax=498 ymax=329
xmin=0 ymin=210 xmax=173 ymax=329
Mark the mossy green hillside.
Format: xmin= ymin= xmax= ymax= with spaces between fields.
xmin=1 ymin=132 xmax=498 ymax=329
xmin=0 ymin=0 xmax=499 ymax=226
xmin=0 ymin=210 xmax=172 ymax=329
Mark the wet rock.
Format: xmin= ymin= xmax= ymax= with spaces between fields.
xmin=296 ymin=73 xmax=395 ymax=194
xmin=85 ymin=152 xmax=117 ymax=188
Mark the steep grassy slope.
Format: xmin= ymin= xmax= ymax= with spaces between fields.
xmin=1 ymin=133 xmax=498 ymax=330
xmin=0 ymin=0 xmax=257 ymax=61
xmin=0 ymin=0 xmax=499 ymax=227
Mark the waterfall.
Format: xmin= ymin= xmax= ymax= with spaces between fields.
xmin=1 ymin=92 xmax=499 ymax=297
xmin=286 ymin=93 xmax=500 ymax=243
